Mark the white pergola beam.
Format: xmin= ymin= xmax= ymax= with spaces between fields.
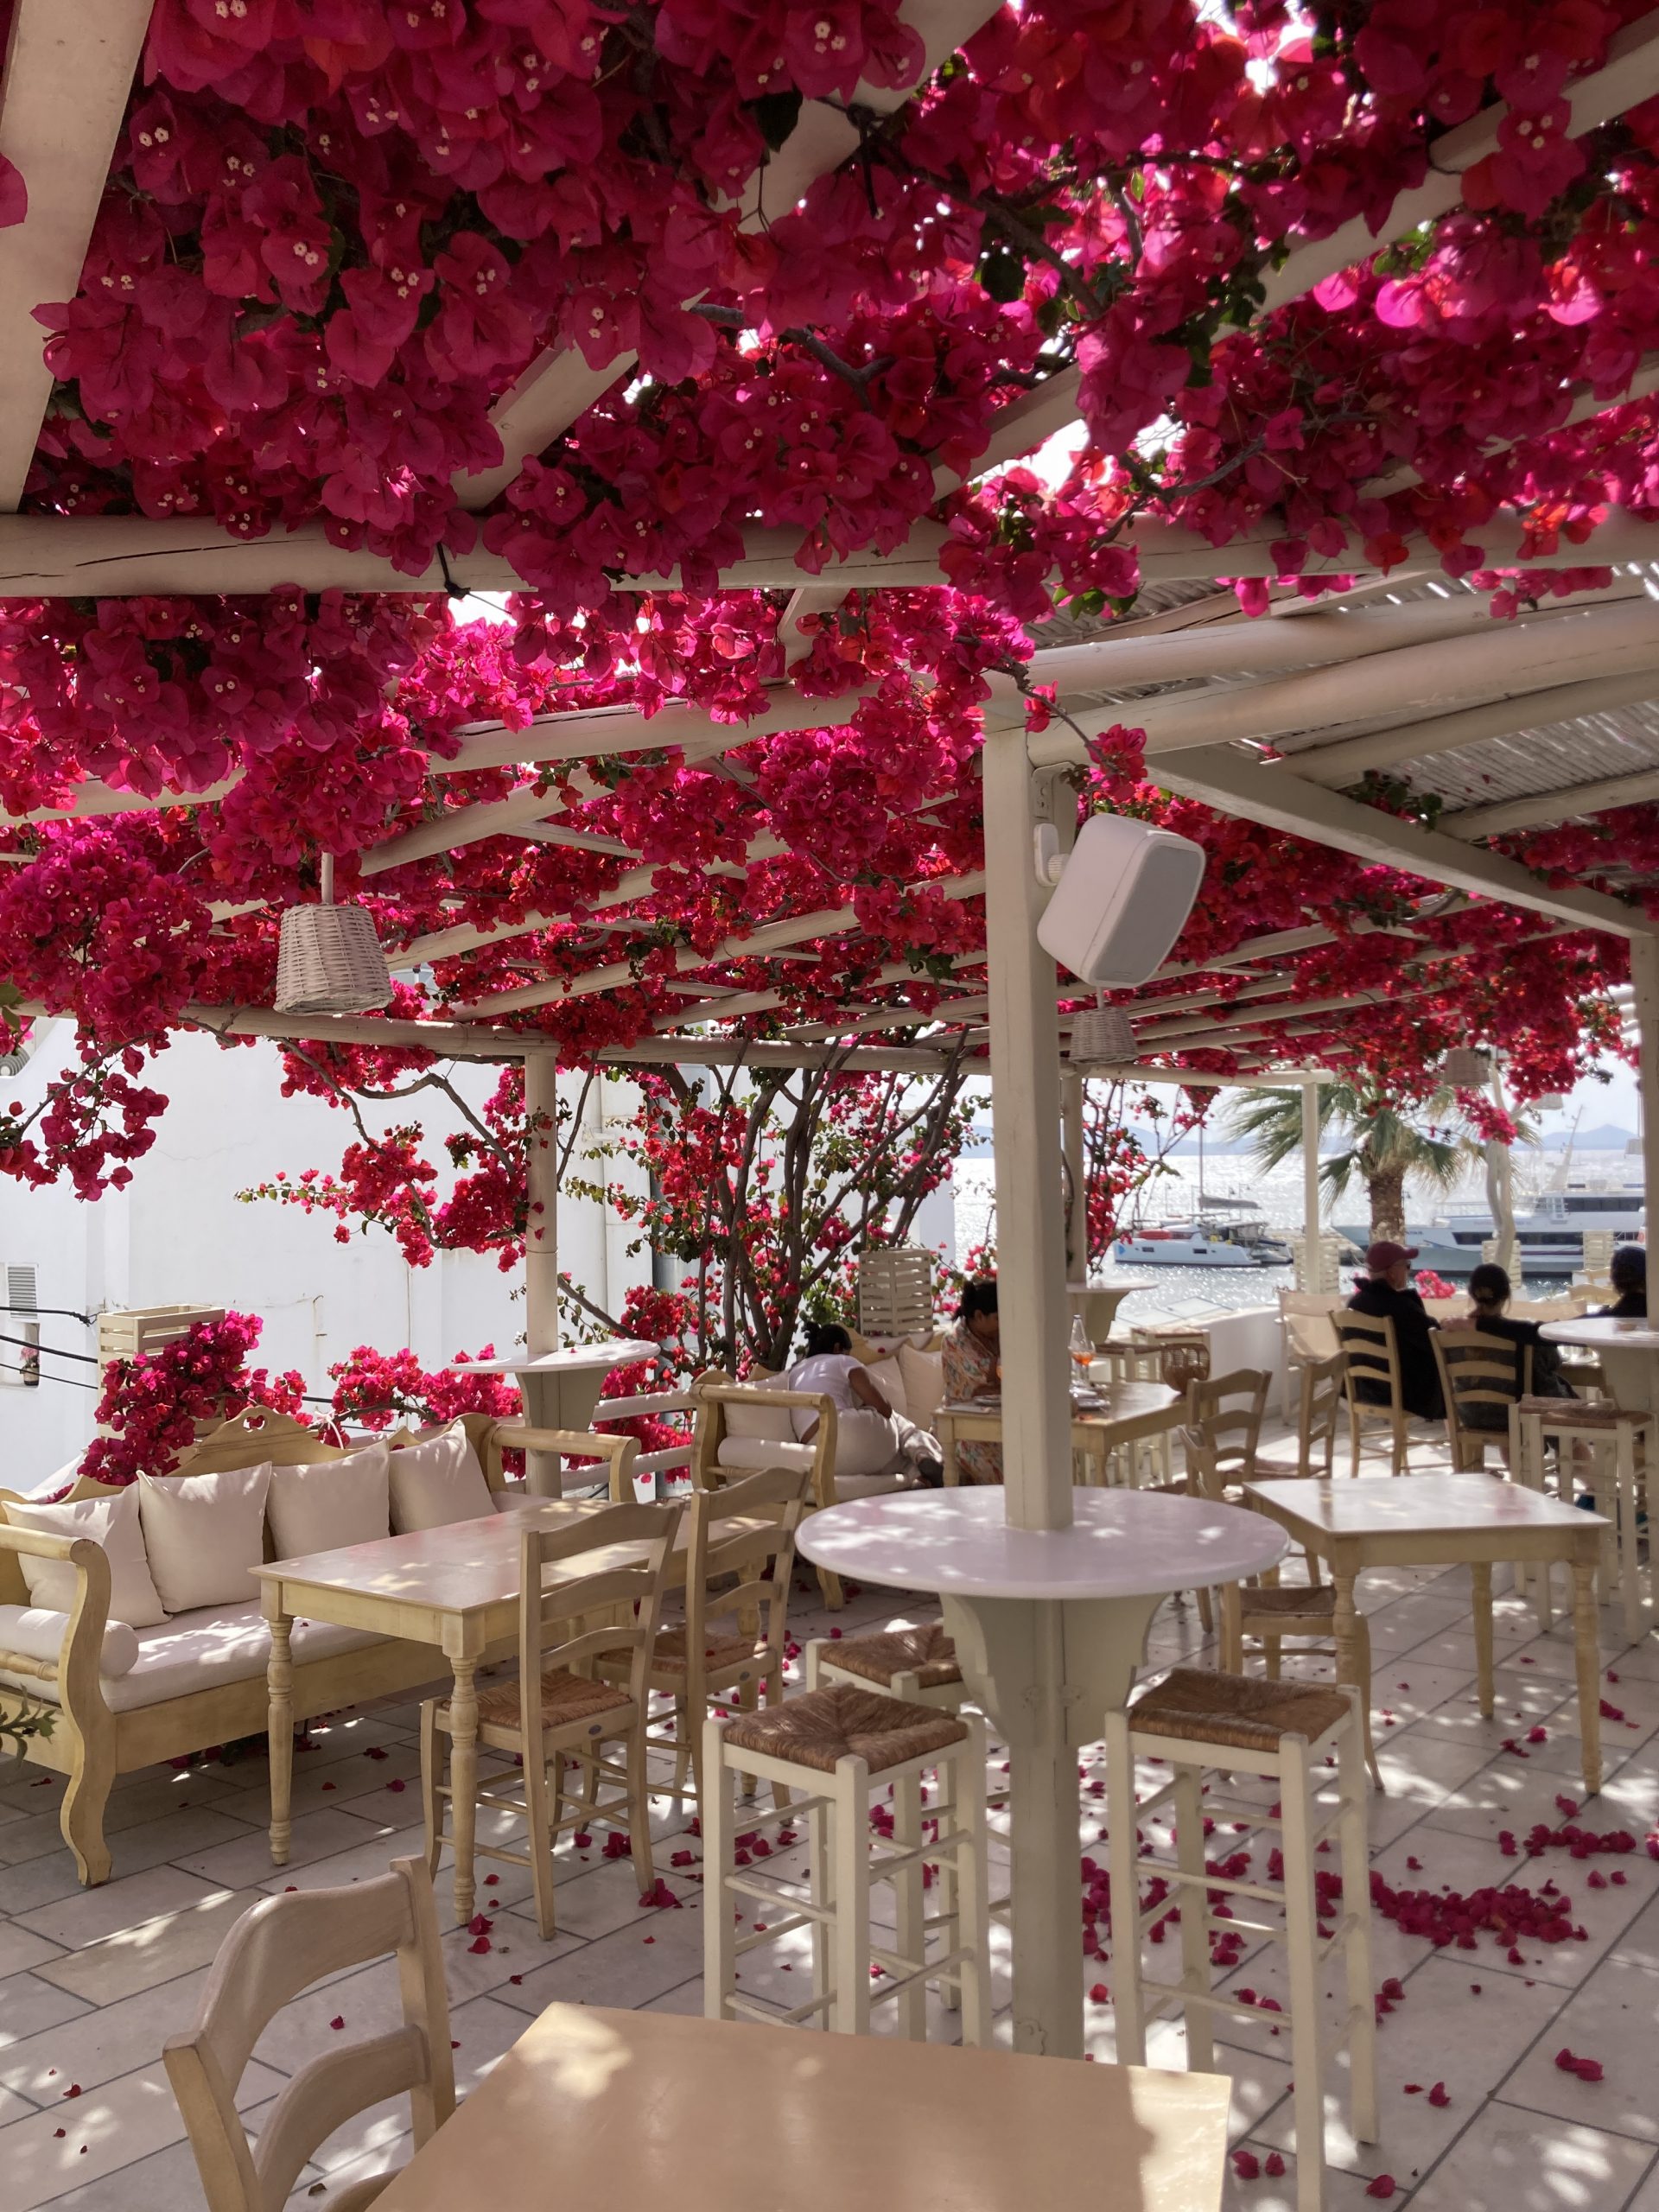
xmin=454 ymin=870 xmax=986 ymax=1016
xmin=1287 ymin=667 xmax=1659 ymax=789
xmin=1445 ymin=765 xmax=1659 ymax=840
xmin=1149 ymin=742 xmax=1656 ymax=938
xmin=1030 ymin=597 xmax=1659 ymax=765
xmin=0 ymin=2 xmax=150 ymax=512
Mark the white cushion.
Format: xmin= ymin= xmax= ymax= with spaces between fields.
xmin=721 ymin=1392 xmax=797 ymax=1442
xmin=828 ymin=1471 xmax=916 ymax=1499
xmin=0 ymin=1600 xmax=384 ymax=1714
xmin=267 ymin=1440 xmax=391 ymax=1561
xmin=0 ymin=1604 xmax=139 ymax=1678
xmin=715 ymin=1437 xmax=817 ymax=1475
xmin=138 ymin=1464 xmax=272 ymax=1614
xmin=3 ymin=1486 xmax=168 ymax=1628
xmin=898 ymin=1340 xmax=945 ymax=1427
xmin=388 ymin=1424 xmax=494 ymax=1535
xmin=861 ymin=1355 xmax=909 ymax=1424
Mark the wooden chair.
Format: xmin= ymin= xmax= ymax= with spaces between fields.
xmin=1183 ymin=1423 xmax=1381 ymax=1785
xmin=164 ymin=1856 xmax=454 ymax=2212
xmin=1333 ymin=1310 xmax=1420 ymax=1477
xmin=1295 ymin=1350 xmax=1346 ymax=1478
xmin=1185 ymin=1367 xmax=1268 ymax=1482
xmin=1432 ymin=1328 xmax=1529 ymax=1471
xmin=690 ymin=1373 xmax=851 ymax=1607
xmin=420 ymin=1499 xmax=684 ymax=1942
xmin=601 ymin=1464 xmax=812 ymax=1813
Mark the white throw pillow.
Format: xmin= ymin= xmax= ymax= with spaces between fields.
xmin=861 ymin=1355 xmax=909 ymax=1424
xmin=898 ymin=1339 xmax=946 ymax=1427
xmin=137 ymin=1464 xmax=273 ymax=1614
xmin=721 ymin=1391 xmax=797 ymax=1442
xmin=388 ymin=1423 xmax=493 ymax=1535
xmin=3 ymin=1486 xmax=168 ymax=1627
xmin=0 ymin=1604 xmax=139 ymax=1678
xmin=266 ymin=1440 xmax=391 ymax=1561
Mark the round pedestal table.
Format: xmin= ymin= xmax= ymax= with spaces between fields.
xmin=1539 ymin=1315 xmax=1659 ymax=1409
xmin=793 ymin=1486 xmax=1288 ymax=2061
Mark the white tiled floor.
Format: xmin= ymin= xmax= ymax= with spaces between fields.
xmin=0 ymin=1499 xmax=1656 ymax=2212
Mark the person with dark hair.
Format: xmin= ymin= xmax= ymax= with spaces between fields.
xmin=1599 ymin=1243 xmax=1647 ymax=1319
xmin=943 ymin=1278 xmax=1002 ymax=1483
xmin=785 ymin=1319 xmax=943 ymax=1484
xmin=1439 ymin=1262 xmax=1568 ymax=1430
xmin=1345 ymin=1242 xmax=1443 ymax=1421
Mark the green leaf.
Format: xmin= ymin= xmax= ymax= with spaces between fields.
xmin=980 ymin=249 xmax=1027 ymax=303
xmin=752 ymin=91 xmax=804 ymax=152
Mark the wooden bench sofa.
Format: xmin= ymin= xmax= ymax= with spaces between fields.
xmin=0 ymin=1407 xmax=640 ymax=1887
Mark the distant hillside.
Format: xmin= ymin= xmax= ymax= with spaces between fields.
xmin=1540 ymin=1125 xmax=1633 ymax=1151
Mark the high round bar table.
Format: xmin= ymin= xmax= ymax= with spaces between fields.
xmin=794 ymin=1486 xmax=1288 ymax=2060
xmin=1539 ymin=1315 xmax=1659 ymax=1408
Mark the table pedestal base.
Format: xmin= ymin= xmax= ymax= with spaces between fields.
xmin=942 ymin=1589 xmax=1162 ymax=2059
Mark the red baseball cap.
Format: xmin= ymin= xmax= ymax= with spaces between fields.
xmin=1364 ymin=1241 xmax=1419 ymax=1274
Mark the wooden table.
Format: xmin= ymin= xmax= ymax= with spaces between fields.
xmin=1244 ymin=1474 xmax=1611 ymax=1791
xmin=255 ymin=1498 xmax=645 ymax=1920
xmin=937 ymin=1380 xmax=1183 ymax=1487
xmin=372 ymin=2001 xmax=1230 ymax=2212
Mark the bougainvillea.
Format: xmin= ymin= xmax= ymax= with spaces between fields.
xmin=0 ymin=0 xmax=1650 ymax=1217
xmin=81 ymin=1312 xmax=308 ymax=1486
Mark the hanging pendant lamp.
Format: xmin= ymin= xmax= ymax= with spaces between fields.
xmin=1442 ymin=1046 xmax=1491 ymax=1087
xmin=274 ymin=854 xmax=392 ymax=1016
xmin=1069 ymin=997 xmax=1137 ymax=1071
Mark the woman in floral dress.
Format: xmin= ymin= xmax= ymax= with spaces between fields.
xmin=942 ymin=1278 xmax=1002 ymax=1484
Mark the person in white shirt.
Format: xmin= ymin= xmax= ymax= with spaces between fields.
xmin=785 ymin=1322 xmax=942 ymax=1484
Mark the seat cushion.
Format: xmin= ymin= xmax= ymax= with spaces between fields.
xmin=823 ymin=1624 xmax=961 ymax=1691
xmin=722 ymin=1683 xmax=967 ymax=1775
xmin=648 ymin=1625 xmax=762 ymax=1676
xmin=3 ymin=1485 xmax=168 ymax=1629
xmin=389 ymin=1423 xmax=495 ymax=1534
xmin=1129 ymin=1666 xmax=1351 ymax=1755
xmin=0 ymin=1605 xmax=140 ymax=1679
xmin=471 ymin=1667 xmax=634 ymax=1733
xmin=721 ymin=1394 xmax=797 ymax=1443
xmin=715 ymin=1438 xmax=817 ymax=1475
xmin=267 ymin=1440 xmax=391 ymax=1561
xmin=898 ymin=1339 xmax=945 ymax=1427
xmin=1238 ymin=1585 xmax=1338 ymax=1622
xmin=862 ymin=1355 xmax=909 ymax=1424
xmin=0 ymin=1601 xmax=384 ymax=1713
xmin=138 ymin=1464 xmax=273 ymax=1613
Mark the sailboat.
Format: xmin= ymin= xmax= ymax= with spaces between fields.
xmin=1113 ymin=1123 xmax=1295 ymax=1269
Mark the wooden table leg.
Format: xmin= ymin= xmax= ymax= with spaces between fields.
xmin=1331 ymin=1567 xmax=1368 ymax=1738
xmin=267 ymin=1612 xmax=295 ymax=1866
xmin=1571 ymin=1559 xmax=1603 ymax=1796
xmin=1470 ymin=1561 xmax=1495 ymax=1720
xmin=448 ymin=1652 xmax=482 ymax=1923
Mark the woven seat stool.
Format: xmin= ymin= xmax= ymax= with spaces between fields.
xmin=1510 ymin=1395 xmax=1651 ymax=1640
xmin=1105 ymin=1669 xmax=1376 ymax=2212
xmin=703 ymin=1683 xmax=991 ymax=2043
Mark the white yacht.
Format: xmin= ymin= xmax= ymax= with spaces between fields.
xmin=1115 ymin=1196 xmax=1294 ymax=1270
xmin=1338 ymin=1165 xmax=1643 ymax=1277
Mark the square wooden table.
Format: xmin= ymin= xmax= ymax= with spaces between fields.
xmin=1243 ymin=1474 xmax=1610 ymax=1791
xmin=937 ymin=1379 xmax=1184 ymax=1487
xmin=372 ymin=2001 xmax=1230 ymax=2212
xmin=255 ymin=1497 xmax=643 ymax=1921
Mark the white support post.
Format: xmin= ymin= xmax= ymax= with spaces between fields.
xmin=1061 ymin=1070 xmax=1088 ymax=1287
xmin=1631 ymin=939 xmax=1659 ymax=1272
xmin=1300 ymin=1081 xmax=1323 ymax=1291
xmin=982 ymin=732 xmax=1074 ymax=1533
xmin=1485 ymin=1062 xmax=1521 ymax=1286
xmin=524 ymin=1052 xmax=562 ymax=1494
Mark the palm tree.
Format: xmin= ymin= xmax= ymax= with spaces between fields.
xmin=1228 ymin=1081 xmax=1478 ymax=1245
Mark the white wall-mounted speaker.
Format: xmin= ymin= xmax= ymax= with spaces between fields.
xmin=1037 ymin=814 xmax=1206 ymax=987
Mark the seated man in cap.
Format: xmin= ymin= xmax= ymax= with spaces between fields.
xmin=1345 ymin=1240 xmax=1444 ymax=1421
xmin=1598 ymin=1243 xmax=1647 ymax=1319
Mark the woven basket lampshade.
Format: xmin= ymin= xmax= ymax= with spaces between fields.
xmin=1535 ymin=1092 xmax=1566 ymax=1112
xmin=274 ymin=858 xmax=392 ymax=1015
xmin=1442 ymin=1046 xmax=1491 ymax=1087
xmin=1069 ymin=1002 xmax=1137 ymax=1071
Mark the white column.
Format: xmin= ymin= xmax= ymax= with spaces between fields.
xmin=1061 ymin=1069 xmax=1088 ymax=1286
xmin=1631 ymin=938 xmax=1659 ymax=1265
xmin=1300 ymin=1081 xmax=1322 ymax=1290
xmin=1484 ymin=1061 xmax=1521 ymax=1284
xmin=982 ymin=730 xmax=1073 ymax=1533
xmin=524 ymin=1051 xmax=561 ymax=1493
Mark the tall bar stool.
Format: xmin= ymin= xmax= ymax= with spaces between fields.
xmin=1510 ymin=1394 xmax=1651 ymax=1640
xmin=1105 ymin=1669 xmax=1377 ymax=2212
xmin=703 ymin=1684 xmax=991 ymax=2043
